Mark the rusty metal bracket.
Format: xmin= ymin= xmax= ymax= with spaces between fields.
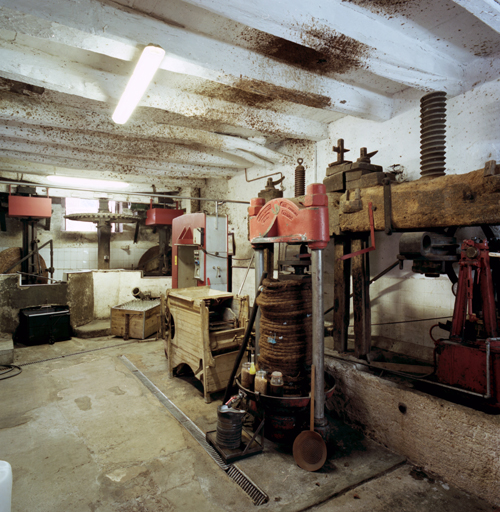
xmin=340 ymin=202 xmax=376 ymax=260
xmin=342 ymin=188 xmax=363 ymax=214
xmin=383 ymin=175 xmax=393 ymax=235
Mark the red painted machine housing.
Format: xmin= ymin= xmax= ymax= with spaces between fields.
xmin=248 ymin=183 xmax=329 ymax=250
xmin=435 ymin=339 xmax=500 ymax=400
xmin=8 ymin=196 xmax=52 ymax=218
xmin=435 ymin=239 xmax=500 ymax=404
xmin=145 ymin=207 xmax=183 ymax=226
xmin=171 ymin=212 xmax=206 ymax=289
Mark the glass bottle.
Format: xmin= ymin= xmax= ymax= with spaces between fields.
xmin=254 ymin=370 xmax=268 ymax=394
xmin=270 ymin=371 xmax=284 ymax=397
xmin=241 ymin=362 xmax=254 ymax=389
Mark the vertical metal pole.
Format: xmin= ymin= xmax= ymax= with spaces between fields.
xmin=158 ymin=227 xmax=168 ymax=274
xmin=486 ymin=338 xmax=492 ymax=399
xmin=97 ymin=223 xmax=111 ymax=270
xmin=254 ymin=248 xmax=265 ymax=360
xmin=311 ymin=248 xmax=326 ymax=425
xmin=49 ymin=240 xmax=54 ymax=280
xmin=21 ymin=220 xmax=29 ymax=276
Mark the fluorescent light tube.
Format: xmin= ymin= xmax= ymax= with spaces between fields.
xmin=46 ymin=176 xmax=129 ymax=190
xmin=112 ymin=44 xmax=165 ymax=125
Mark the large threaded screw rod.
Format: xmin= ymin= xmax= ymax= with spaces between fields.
xmin=420 ymin=91 xmax=447 ymax=178
xmin=295 ymin=158 xmax=306 ymax=197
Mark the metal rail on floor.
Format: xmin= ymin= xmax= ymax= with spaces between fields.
xmin=119 ymin=356 xmax=269 ymax=506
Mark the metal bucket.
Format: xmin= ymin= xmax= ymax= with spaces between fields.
xmin=216 ymin=406 xmax=245 ymax=450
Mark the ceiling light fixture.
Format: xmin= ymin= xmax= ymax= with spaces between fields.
xmin=112 ymin=44 xmax=165 ymax=125
xmin=46 ymin=175 xmax=129 ymax=190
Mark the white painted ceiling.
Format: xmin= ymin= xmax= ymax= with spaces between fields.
xmin=0 ymin=0 xmax=499 ymax=191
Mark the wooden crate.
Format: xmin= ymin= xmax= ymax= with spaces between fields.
xmin=111 ymin=299 xmax=161 ymax=340
xmin=164 ymin=286 xmax=249 ymax=403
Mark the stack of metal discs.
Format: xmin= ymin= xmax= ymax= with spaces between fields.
xmin=216 ymin=405 xmax=245 ymax=449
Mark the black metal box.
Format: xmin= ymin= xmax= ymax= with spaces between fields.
xmin=16 ymin=306 xmax=71 ymax=345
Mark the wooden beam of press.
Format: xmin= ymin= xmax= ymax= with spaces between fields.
xmin=333 ymin=236 xmax=351 ymax=353
xmin=334 ymin=168 xmax=500 ymax=234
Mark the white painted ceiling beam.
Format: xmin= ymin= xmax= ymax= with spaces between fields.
xmin=453 ymin=0 xmax=500 ymax=34
xmin=0 ymin=144 xmax=239 ymax=178
xmin=0 ymin=1 xmax=394 ymax=120
xmin=180 ymin=0 xmax=464 ymax=94
xmin=0 ymin=168 xmax=188 ymax=192
xmin=0 ymin=92 xmax=286 ymax=166
xmin=0 ymin=123 xmax=249 ymax=168
xmin=0 ymin=175 xmax=180 ymax=203
xmin=0 ymin=152 xmax=210 ymax=185
xmin=0 ymin=157 xmax=205 ymax=188
xmin=0 ymin=40 xmax=327 ymax=141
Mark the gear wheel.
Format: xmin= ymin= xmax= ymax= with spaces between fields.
xmin=64 ymin=213 xmax=140 ymax=223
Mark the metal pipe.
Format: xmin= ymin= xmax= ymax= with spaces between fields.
xmin=49 ymin=239 xmax=54 ymax=280
xmin=311 ymin=249 xmax=326 ymax=425
xmin=97 ymin=223 xmax=111 ymax=270
xmin=0 ymin=179 xmax=249 ymax=204
xmin=16 ymin=271 xmax=60 ymax=283
xmin=486 ymin=338 xmax=493 ymax=399
xmin=222 ymin=271 xmax=267 ymax=404
xmin=420 ymin=378 xmax=491 ymax=398
xmin=245 ymin=168 xmax=283 ymax=184
xmin=238 ymin=253 xmax=254 ymax=296
xmin=254 ymin=249 xmax=265 ymax=359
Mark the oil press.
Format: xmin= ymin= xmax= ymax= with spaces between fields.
xmin=206 ymin=183 xmax=334 ymax=467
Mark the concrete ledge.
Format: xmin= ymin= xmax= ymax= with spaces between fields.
xmin=0 ymin=336 xmax=14 ymax=365
xmin=73 ymin=319 xmax=111 ymax=339
xmin=326 ymin=356 xmax=500 ymax=506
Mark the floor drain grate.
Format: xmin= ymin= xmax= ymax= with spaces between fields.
xmin=226 ymin=466 xmax=269 ymax=506
xmin=120 ymin=356 xmax=269 ymax=506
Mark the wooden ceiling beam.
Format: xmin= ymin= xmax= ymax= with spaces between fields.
xmin=0 ymin=2 xmax=393 ymax=120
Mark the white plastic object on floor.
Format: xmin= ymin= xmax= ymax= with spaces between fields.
xmin=0 ymin=461 xmax=12 ymax=512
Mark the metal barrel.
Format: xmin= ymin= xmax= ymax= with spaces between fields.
xmin=216 ymin=406 xmax=245 ymax=449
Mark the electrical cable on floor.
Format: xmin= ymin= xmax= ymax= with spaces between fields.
xmin=0 ymin=365 xmax=22 ymax=380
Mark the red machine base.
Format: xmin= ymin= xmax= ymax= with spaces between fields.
xmin=435 ymin=339 xmax=500 ymax=404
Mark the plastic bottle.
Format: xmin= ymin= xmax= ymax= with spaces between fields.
xmin=249 ymin=354 xmax=256 ymax=377
xmin=0 ymin=461 xmax=12 ymax=512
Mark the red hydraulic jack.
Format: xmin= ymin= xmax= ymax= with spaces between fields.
xmin=435 ymin=239 xmax=500 ymax=404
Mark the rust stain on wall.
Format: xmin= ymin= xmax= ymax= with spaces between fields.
xmin=234 ymin=77 xmax=331 ymax=109
xmin=241 ymin=26 xmax=370 ymax=76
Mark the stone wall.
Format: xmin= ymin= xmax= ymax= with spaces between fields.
xmin=326 ymin=358 xmax=500 ymax=505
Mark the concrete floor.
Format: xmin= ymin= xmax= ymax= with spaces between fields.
xmin=0 ymin=336 xmax=496 ymax=512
